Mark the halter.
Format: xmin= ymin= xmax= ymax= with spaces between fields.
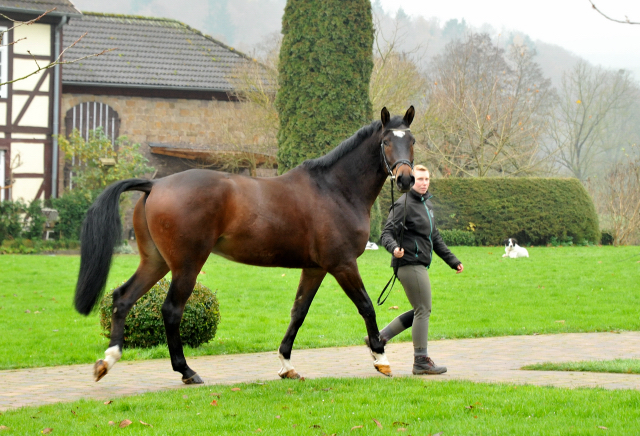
xmin=380 ymin=128 xmax=414 ymax=179
xmin=377 ymin=128 xmax=414 ymax=306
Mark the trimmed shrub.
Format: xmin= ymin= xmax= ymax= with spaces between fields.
xmin=0 ymin=238 xmax=80 ymax=254
xmin=49 ymin=190 xmax=97 ymax=240
xmin=429 ymin=178 xmax=600 ymax=246
xmin=99 ymin=278 xmax=220 ymax=349
xmin=0 ymin=199 xmax=46 ymax=241
xmin=601 ymin=230 xmax=614 ymax=246
xmin=276 ymin=0 xmax=374 ymax=173
xmin=439 ymin=229 xmax=476 ymax=246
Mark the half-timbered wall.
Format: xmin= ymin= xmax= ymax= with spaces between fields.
xmin=0 ymin=22 xmax=55 ymax=202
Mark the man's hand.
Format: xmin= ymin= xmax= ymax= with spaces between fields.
xmin=393 ymin=247 xmax=405 ymax=258
xmin=456 ymin=263 xmax=464 ymax=274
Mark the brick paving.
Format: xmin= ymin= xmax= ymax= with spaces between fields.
xmin=1 ymin=332 xmax=639 ymax=411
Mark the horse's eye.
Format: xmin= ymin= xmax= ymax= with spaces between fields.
xmin=383 ymin=140 xmax=390 ymax=147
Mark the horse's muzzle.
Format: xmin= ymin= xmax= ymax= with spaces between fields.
xmin=396 ymin=172 xmax=415 ymax=193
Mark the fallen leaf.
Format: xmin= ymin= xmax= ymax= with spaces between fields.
xmin=108 ymin=421 xmax=115 ymax=426
xmin=199 ymin=271 xmax=206 ymax=274
xmin=393 ymin=422 xmax=409 ymax=427
xmin=25 ymin=309 xmax=31 ymax=313
xmin=433 ymin=433 xmax=443 ymax=436
xmin=35 ymin=311 xmax=40 ymax=314
xmin=322 ymin=387 xmax=332 ymax=391
xmin=210 ymin=392 xmax=221 ymax=397
xmin=0 ymin=426 xmax=9 ymax=430
xmin=465 ymin=405 xmax=474 ymax=409
xmin=255 ymin=429 xmax=262 ymax=433
xmin=474 ymin=415 xmax=478 ymax=419
xmin=119 ymin=419 xmax=132 ymax=428
xmin=310 ymin=424 xmax=321 ymax=428
xmin=598 ymin=426 xmax=608 ymax=430
xmin=351 ymin=425 xmax=363 ymax=430
xmin=299 ymin=377 xmax=306 ymax=381
xmin=42 ymin=429 xmax=53 ymax=434
xmin=103 ymin=401 xmax=112 ymax=405
xmin=292 ymin=424 xmax=298 ymax=428
xmin=275 ymin=415 xmax=281 ymax=419
xmin=397 ymin=428 xmax=406 ymax=432
xmin=555 ymin=320 xmax=565 ymax=324
xmin=231 ymin=388 xmax=241 ymax=392
xmin=210 ymin=400 xmax=218 ymax=406
xmin=388 ymin=306 xmax=399 ymax=310
xmin=71 ymin=409 xmax=76 ymax=415
xmin=183 ymin=395 xmax=188 ymax=399
xmin=281 ymin=274 xmax=286 ymax=277
xmin=140 ymin=421 xmax=153 ymax=427
xmin=373 ymin=418 xmax=383 ymax=429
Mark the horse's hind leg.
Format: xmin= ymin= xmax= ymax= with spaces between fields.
xmin=278 ymin=268 xmax=326 ymax=379
xmin=94 ymin=258 xmax=169 ymax=381
xmin=94 ymin=195 xmax=170 ymax=381
xmin=330 ymin=263 xmax=391 ymax=377
xmin=161 ymin=266 xmax=206 ymax=384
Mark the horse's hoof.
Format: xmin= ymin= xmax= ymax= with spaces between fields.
xmin=182 ymin=374 xmax=204 ymax=384
xmin=374 ymin=364 xmax=393 ymax=377
xmin=278 ymin=369 xmax=301 ymax=379
xmin=94 ymin=360 xmax=109 ymax=382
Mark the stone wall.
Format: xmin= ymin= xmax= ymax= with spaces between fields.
xmin=59 ymin=93 xmax=277 ymax=235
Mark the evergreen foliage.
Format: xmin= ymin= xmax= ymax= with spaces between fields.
xmin=99 ymin=278 xmax=220 ymax=349
xmin=276 ymin=0 xmax=374 ymax=173
xmin=428 ymin=178 xmax=600 ymax=245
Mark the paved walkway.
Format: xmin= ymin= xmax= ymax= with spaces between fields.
xmin=2 ymin=332 xmax=640 ymax=410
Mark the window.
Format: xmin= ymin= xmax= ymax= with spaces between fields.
xmin=0 ymin=26 xmax=7 ymax=98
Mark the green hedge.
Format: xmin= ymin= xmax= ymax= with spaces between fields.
xmin=439 ymin=229 xmax=476 ymax=246
xmin=99 ymin=278 xmax=220 ymax=349
xmin=428 ymin=178 xmax=599 ymax=245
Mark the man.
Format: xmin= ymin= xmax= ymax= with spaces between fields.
xmin=378 ymin=165 xmax=463 ymax=375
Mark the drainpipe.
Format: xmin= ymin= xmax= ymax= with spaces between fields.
xmin=51 ymin=15 xmax=68 ymax=198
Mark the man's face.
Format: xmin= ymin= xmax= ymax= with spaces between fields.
xmin=412 ymin=170 xmax=430 ymax=195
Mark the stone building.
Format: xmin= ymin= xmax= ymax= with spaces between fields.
xmin=0 ymin=6 xmax=275 ymax=203
xmin=60 ymin=12 xmax=276 ymax=195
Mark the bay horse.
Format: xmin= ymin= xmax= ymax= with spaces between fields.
xmin=74 ymin=106 xmax=416 ymax=383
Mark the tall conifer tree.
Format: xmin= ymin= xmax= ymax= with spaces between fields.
xmin=276 ymin=0 xmax=374 ymax=173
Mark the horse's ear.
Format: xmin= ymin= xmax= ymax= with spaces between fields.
xmin=381 ymin=107 xmax=390 ymax=127
xmin=403 ymin=105 xmax=415 ymax=126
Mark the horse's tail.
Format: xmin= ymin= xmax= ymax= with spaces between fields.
xmin=74 ymin=178 xmax=154 ymax=315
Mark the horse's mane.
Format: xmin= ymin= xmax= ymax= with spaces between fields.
xmin=302 ymin=115 xmax=407 ymax=171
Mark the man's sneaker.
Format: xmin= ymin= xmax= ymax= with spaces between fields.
xmin=412 ymin=356 xmax=447 ymax=375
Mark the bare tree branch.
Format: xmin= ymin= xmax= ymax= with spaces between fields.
xmin=588 ymin=1 xmax=640 ymax=25
xmin=0 ymin=9 xmax=116 ymax=87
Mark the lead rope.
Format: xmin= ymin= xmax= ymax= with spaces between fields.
xmin=377 ymin=179 xmax=409 ymax=306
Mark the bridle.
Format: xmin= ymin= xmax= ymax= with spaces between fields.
xmin=380 ymin=128 xmax=414 ymax=180
xmin=377 ymin=128 xmax=414 ymax=306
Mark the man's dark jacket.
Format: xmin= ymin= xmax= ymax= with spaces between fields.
xmin=380 ymin=189 xmax=461 ymax=270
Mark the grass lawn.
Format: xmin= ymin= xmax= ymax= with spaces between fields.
xmin=1 ymin=377 xmax=639 ymax=435
xmin=0 ymin=246 xmax=639 ymax=370
xmin=523 ymin=359 xmax=640 ymax=375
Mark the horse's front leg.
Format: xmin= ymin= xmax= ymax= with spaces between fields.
xmin=331 ymin=263 xmax=392 ymax=377
xmin=278 ymin=268 xmax=327 ymax=379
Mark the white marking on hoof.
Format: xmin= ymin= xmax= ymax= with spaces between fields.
xmin=278 ymin=352 xmax=298 ymax=378
xmin=104 ymin=345 xmax=122 ymax=370
xmin=371 ymin=352 xmax=392 ymax=377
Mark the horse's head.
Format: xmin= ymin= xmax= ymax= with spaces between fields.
xmin=380 ymin=106 xmax=415 ymax=192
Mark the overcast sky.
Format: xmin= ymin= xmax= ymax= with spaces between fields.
xmin=378 ymin=0 xmax=640 ymax=78
xmin=71 ymin=0 xmax=640 ymax=79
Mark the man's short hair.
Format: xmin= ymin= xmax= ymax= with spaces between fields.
xmin=414 ymin=164 xmax=429 ymax=173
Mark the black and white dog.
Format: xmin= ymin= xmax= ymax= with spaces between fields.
xmin=502 ymin=238 xmax=529 ymax=258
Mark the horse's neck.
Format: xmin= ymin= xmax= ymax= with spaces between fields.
xmin=329 ymin=135 xmax=388 ymax=209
